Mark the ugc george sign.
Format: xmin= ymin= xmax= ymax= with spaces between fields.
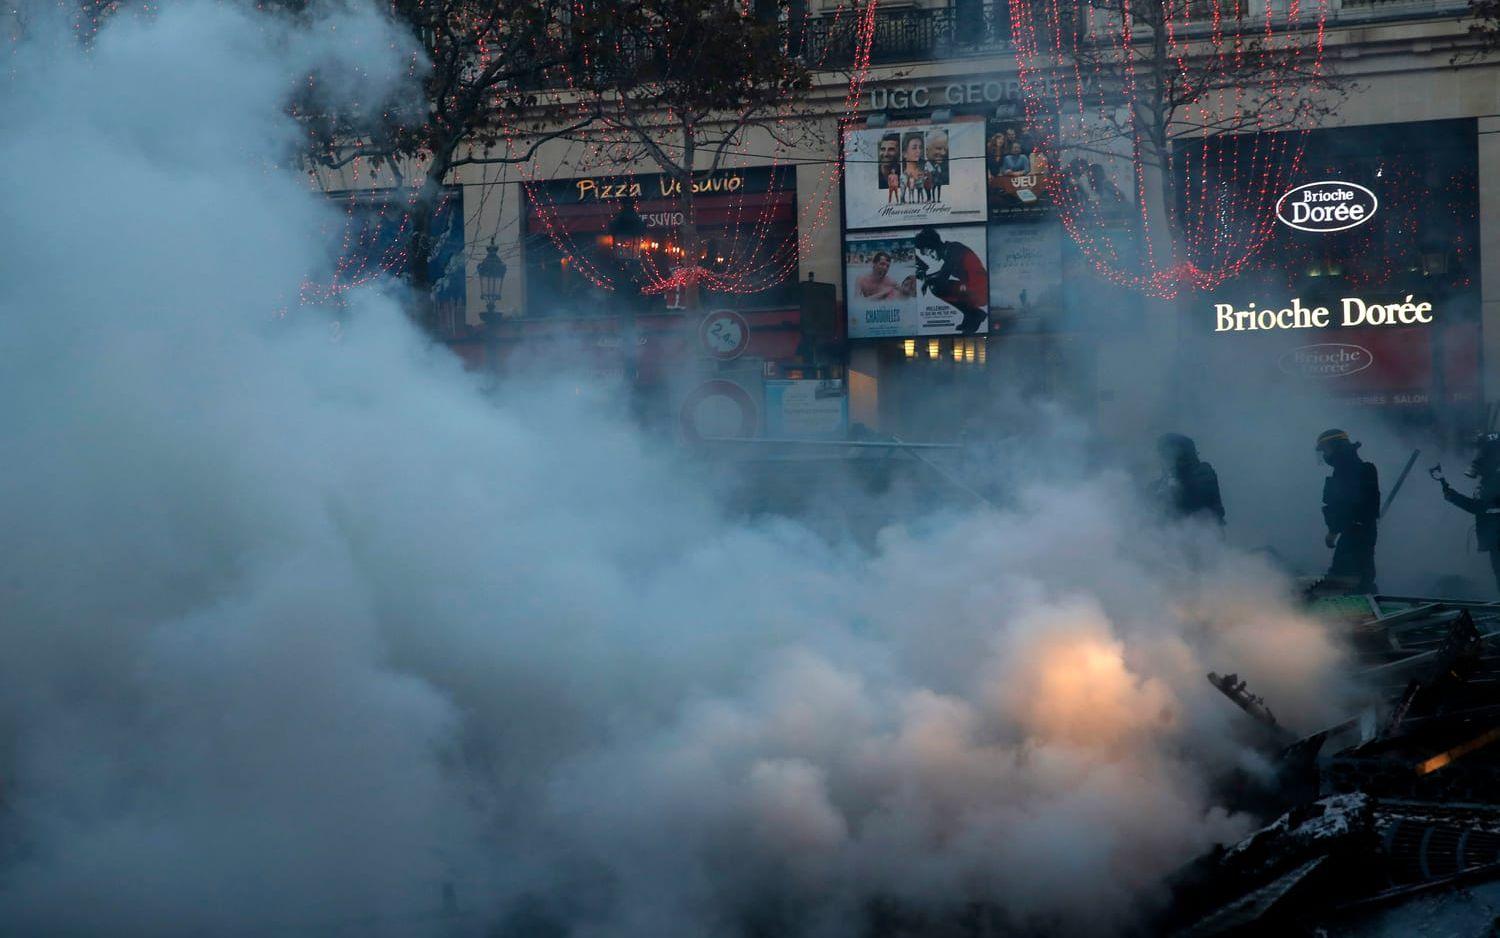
xmin=1275 ymin=181 xmax=1378 ymax=233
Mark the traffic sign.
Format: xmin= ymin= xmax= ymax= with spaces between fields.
xmin=698 ymin=309 xmax=751 ymax=361
xmin=678 ymin=378 xmax=759 ymax=442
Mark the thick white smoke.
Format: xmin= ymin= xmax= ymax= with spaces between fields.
xmin=0 ymin=4 xmax=1353 ymax=936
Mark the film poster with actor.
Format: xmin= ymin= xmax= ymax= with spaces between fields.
xmin=846 ymin=225 xmax=990 ymax=338
xmin=843 ymin=119 xmax=986 ymax=230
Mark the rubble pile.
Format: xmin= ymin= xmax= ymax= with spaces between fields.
xmin=1169 ymin=596 xmax=1500 ymax=936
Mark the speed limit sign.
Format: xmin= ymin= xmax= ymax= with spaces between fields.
xmin=698 ymin=309 xmax=751 ymax=361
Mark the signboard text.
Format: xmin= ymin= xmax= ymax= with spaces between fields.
xmin=1214 ymin=295 xmax=1434 ymax=332
xmin=1275 ymin=181 xmax=1378 ymax=233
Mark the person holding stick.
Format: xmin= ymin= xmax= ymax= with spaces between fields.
xmin=1438 ymin=433 xmax=1500 ymax=594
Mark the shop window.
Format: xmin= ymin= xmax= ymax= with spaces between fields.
xmin=320 ymin=187 xmax=466 ymax=323
xmin=523 ymin=168 xmax=799 ymax=318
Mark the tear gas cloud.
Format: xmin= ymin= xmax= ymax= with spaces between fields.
xmin=0 ymin=3 xmax=1358 ymax=936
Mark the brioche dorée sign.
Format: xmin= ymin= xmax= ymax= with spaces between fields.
xmin=1278 ymin=344 xmax=1374 ymax=378
xmin=1214 ymin=295 xmax=1434 ymax=332
xmin=1275 ymin=181 xmax=1378 ymax=233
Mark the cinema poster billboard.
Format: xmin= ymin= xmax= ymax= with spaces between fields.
xmin=845 ymin=225 xmax=990 ymax=338
xmin=986 ymin=117 xmax=1055 ymax=220
xmin=987 ymin=221 xmax=1064 ymax=331
xmin=1056 ymin=225 xmax=1144 ymax=332
xmin=1052 ymin=107 xmax=1136 ymax=225
xmin=842 ymin=119 xmax=986 ymax=231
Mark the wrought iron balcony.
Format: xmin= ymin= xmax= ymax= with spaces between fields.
xmin=1337 ymin=0 xmax=1464 ymax=7
xmin=1331 ymin=0 xmax=1470 ymax=17
xmin=527 ymin=0 xmax=1467 ymax=92
xmin=800 ymin=2 xmax=1014 ymax=68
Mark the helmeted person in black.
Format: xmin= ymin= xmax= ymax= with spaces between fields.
xmin=1317 ymin=428 xmax=1380 ymax=593
xmin=1440 ymin=432 xmax=1500 ymax=593
xmin=1151 ymin=433 xmax=1225 ymax=526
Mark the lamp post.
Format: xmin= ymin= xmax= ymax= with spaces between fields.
xmin=608 ymin=203 xmax=647 ymax=388
xmin=607 ymin=202 xmax=647 ymax=271
xmin=477 ymin=240 xmax=508 ymax=324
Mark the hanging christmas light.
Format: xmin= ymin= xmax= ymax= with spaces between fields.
xmin=1009 ymin=0 xmax=1331 ymax=298
xmin=504 ymin=0 xmax=882 ymax=299
xmin=22 ymin=0 xmax=880 ymax=308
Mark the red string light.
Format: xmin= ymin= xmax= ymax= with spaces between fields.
xmin=501 ymin=0 xmax=881 ymax=299
xmin=21 ymin=0 xmax=881 ymax=307
xmin=1009 ymin=0 xmax=1331 ymax=298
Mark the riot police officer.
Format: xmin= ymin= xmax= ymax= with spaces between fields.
xmin=1439 ymin=432 xmax=1500 ymax=593
xmin=1151 ymin=433 xmax=1225 ymax=527
xmin=1317 ymin=428 xmax=1381 ymax=594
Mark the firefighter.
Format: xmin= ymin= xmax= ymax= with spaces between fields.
xmin=1152 ymin=433 xmax=1225 ymax=527
xmin=1317 ymin=428 xmax=1381 ymax=594
xmin=1439 ymin=432 xmax=1500 ymax=593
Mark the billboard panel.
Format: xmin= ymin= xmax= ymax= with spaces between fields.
xmin=764 ymin=379 xmax=849 ymax=439
xmin=988 ymin=221 xmax=1064 ymax=332
xmin=842 ymin=119 xmax=987 ymax=231
xmin=845 ymin=225 xmax=989 ymax=338
xmin=987 ymin=117 xmax=1055 ymax=220
xmin=1054 ymin=106 xmax=1136 ymax=225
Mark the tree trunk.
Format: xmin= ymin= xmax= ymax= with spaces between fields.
xmin=404 ymin=163 xmax=448 ymax=337
xmin=677 ymin=123 xmax=701 ymax=311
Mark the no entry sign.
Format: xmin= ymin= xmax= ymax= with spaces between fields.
xmin=678 ymin=378 xmax=759 ymax=442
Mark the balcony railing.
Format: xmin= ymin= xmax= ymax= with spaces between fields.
xmin=1338 ymin=0 xmax=1464 ymax=7
xmin=527 ymin=0 xmax=1469 ymax=92
xmin=801 ymin=2 xmax=1014 ymax=68
xmin=795 ymin=0 xmax=1472 ymax=68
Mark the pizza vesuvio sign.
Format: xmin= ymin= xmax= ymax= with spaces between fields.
xmin=1275 ymin=181 xmax=1378 ymax=233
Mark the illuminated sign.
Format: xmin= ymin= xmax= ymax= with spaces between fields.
xmin=572 ymin=173 xmax=746 ymax=203
xmin=1214 ymin=295 xmax=1433 ymax=332
xmin=866 ymin=78 xmax=1064 ymax=112
xmin=1278 ymin=344 xmax=1374 ymax=378
xmin=1275 ymin=181 xmax=1378 ymax=233
xmin=642 ymin=211 xmax=684 ymax=228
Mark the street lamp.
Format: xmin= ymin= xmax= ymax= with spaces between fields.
xmin=477 ymin=240 xmax=508 ymax=319
xmin=608 ymin=202 xmax=647 ymax=264
xmin=606 ymin=203 xmax=648 ymax=384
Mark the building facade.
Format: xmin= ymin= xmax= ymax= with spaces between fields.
xmin=362 ymin=0 xmax=1500 ymax=444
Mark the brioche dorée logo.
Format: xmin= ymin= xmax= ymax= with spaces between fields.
xmin=1214 ymin=295 xmax=1434 ymax=332
xmin=1279 ymin=344 xmax=1374 ymax=378
xmin=1275 ymin=181 xmax=1378 ymax=233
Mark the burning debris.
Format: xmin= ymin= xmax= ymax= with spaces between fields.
xmin=1173 ymin=595 xmax=1500 ymax=935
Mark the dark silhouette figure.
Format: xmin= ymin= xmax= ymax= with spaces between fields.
xmin=1152 ymin=433 xmax=1225 ymax=526
xmin=1318 ymin=428 xmax=1380 ymax=594
xmin=912 ymin=226 xmax=988 ymax=335
xmin=1441 ymin=432 xmax=1500 ymax=593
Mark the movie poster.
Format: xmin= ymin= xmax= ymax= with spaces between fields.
xmin=987 ymin=221 xmax=1064 ymax=331
xmin=845 ymin=225 xmax=990 ymax=338
xmin=1053 ymin=106 xmax=1136 ymax=223
xmin=986 ymin=117 xmax=1055 ymax=220
xmin=1061 ymin=224 xmax=1143 ymax=331
xmin=842 ymin=119 xmax=986 ymax=231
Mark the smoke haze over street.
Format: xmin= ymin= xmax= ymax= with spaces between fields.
xmin=0 ymin=3 xmax=1472 ymax=935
